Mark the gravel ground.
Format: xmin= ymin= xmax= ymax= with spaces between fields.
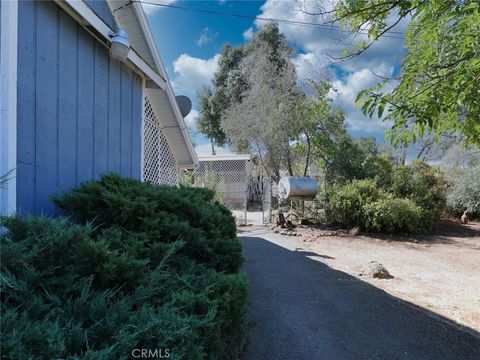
xmin=294 ymin=220 xmax=480 ymax=333
xmin=239 ymin=226 xmax=480 ymax=360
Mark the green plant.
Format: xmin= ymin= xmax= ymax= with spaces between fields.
xmin=391 ymin=160 xmax=447 ymax=229
xmin=53 ymin=173 xmax=241 ymax=273
xmin=327 ymin=179 xmax=386 ymax=228
xmin=362 ymin=154 xmax=393 ymax=188
xmin=364 ymin=197 xmax=423 ymax=234
xmin=193 ymin=170 xmax=226 ymax=205
xmin=1 ymin=199 xmax=248 ymax=359
xmin=0 ymin=169 xmax=15 ymax=189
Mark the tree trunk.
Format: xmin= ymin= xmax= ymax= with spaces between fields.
xmin=303 ymin=134 xmax=311 ymax=177
xmin=211 ymin=140 xmax=216 ymax=156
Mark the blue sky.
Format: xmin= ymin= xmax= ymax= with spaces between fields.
xmin=143 ymin=0 xmax=406 ymax=155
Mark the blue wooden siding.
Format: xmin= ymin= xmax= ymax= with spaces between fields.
xmin=17 ymin=0 xmax=143 ymax=216
xmin=85 ymin=0 xmax=117 ymax=30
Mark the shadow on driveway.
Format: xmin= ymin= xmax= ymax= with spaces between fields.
xmin=240 ymin=235 xmax=480 ymax=360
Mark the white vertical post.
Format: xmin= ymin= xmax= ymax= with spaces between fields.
xmin=0 ymin=0 xmax=18 ymax=215
xmin=140 ymin=80 xmax=146 ymax=181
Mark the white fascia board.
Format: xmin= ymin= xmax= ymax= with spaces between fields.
xmin=131 ymin=1 xmax=168 ymax=79
xmin=0 ymin=0 xmax=18 ymax=215
xmin=56 ymin=0 xmax=166 ymax=90
xmin=130 ymin=1 xmax=198 ymax=168
xmin=165 ymin=83 xmax=199 ymax=168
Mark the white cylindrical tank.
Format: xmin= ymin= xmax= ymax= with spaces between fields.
xmin=278 ymin=176 xmax=318 ymax=200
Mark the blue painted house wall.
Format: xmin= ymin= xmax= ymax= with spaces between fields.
xmin=16 ymin=0 xmax=143 ymax=215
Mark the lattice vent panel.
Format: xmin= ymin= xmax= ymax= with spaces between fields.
xmin=143 ymin=97 xmax=178 ymax=186
xmin=195 ymin=160 xmax=248 ymax=210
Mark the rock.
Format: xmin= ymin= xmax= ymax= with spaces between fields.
xmin=316 ymin=230 xmax=337 ymax=237
xmin=359 ymin=261 xmax=393 ymax=279
xmin=337 ymin=229 xmax=350 ymax=237
xmin=349 ymin=226 xmax=361 ymax=236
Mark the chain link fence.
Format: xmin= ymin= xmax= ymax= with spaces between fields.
xmin=194 ymin=157 xmax=249 ymax=223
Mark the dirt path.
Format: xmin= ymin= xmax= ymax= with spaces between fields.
xmin=304 ymin=221 xmax=480 ymax=333
xmin=240 ymin=228 xmax=480 ymax=360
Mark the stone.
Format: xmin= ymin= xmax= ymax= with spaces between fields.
xmin=359 ymin=261 xmax=393 ymax=279
xmin=349 ymin=226 xmax=361 ymax=236
xmin=337 ymin=229 xmax=350 ymax=237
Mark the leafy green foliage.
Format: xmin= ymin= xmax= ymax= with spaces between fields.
xmin=196 ymin=44 xmax=248 ymax=151
xmin=326 ymin=160 xmax=446 ymax=233
xmin=53 ymin=173 xmax=241 ymax=273
xmin=362 ymin=154 xmax=393 ymax=188
xmin=364 ymin=198 xmax=423 ymax=234
xmin=1 ymin=175 xmax=248 ymax=359
xmin=446 ymin=165 xmax=480 ymax=218
xmin=328 ymin=179 xmax=387 ymax=228
xmin=390 ymin=160 xmax=447 ymax=228
xmin=327 ymin=0 xmax=480 ymax=145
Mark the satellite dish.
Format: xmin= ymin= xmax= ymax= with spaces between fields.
xmin=175 ymin=95 xmax=192 ymax=118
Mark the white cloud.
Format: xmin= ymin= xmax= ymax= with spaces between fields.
xmin=195 ymin=143 xmax=234 ymax=156
xmin=330 ymin=63 xmax=395 ymax=133
xmin=171 ymin=53 xmax=220 ymax=96
xmin=141 ymin=0 xmax=177 ymax=15
xmin=243 ymin=27 xmax=254 ymax=41
xmin=184 ymin=108 xmax=199 ymax=129
xmin=196 ymin=27 xmax=219 ymax=47
xmin=293 ymin=52 xmax=329 ymax=86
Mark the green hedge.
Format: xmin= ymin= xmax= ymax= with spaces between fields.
xmin=327 ymin=160 xmax=447 ymax=234
xmin=1 ymin=174 xmax=248 ymax=359
xmin=390 ymin=160 xmax=446 ymax=227
xmin=328 ymin=179 xmax=387 ymax=228
xmin=364 ymin=198 xmax=423 ymax=234
xmin=53 ymin=173 xmax=241 ymax=273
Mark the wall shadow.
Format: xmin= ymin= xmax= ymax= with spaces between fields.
xmin=240 ymin=235 xmax=480 ymax=360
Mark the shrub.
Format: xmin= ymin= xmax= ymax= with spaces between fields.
xmin=1 ymin=214 xmax=247 ymax=359
xmin=53 ymin=173 xmax=241 ymax=273
xmin=446 ymin=165 xmax=480 ymax=218
xmin=362 ymin=154 xmax=393 ymax=188
xmin=327 ymin=160 xmax=446 ymax=233
xmin=328 ymin=179 xmax=387 ymax=228
xmin=364 ymin=198 xmax=423 ymax=234
xmin=391 ymin=160 xmax=447 ymax=229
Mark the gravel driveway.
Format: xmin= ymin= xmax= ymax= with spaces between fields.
xmin=240 ymin=228 xmax=480 ymax=360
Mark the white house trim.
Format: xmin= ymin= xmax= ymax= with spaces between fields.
xmin=0 ymin=0 xmax=18 ymax=215
xmin=198 ymin=155 xmax=252 ymax=162
xmin=140 ymin=78 xmax=146 ymax=181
